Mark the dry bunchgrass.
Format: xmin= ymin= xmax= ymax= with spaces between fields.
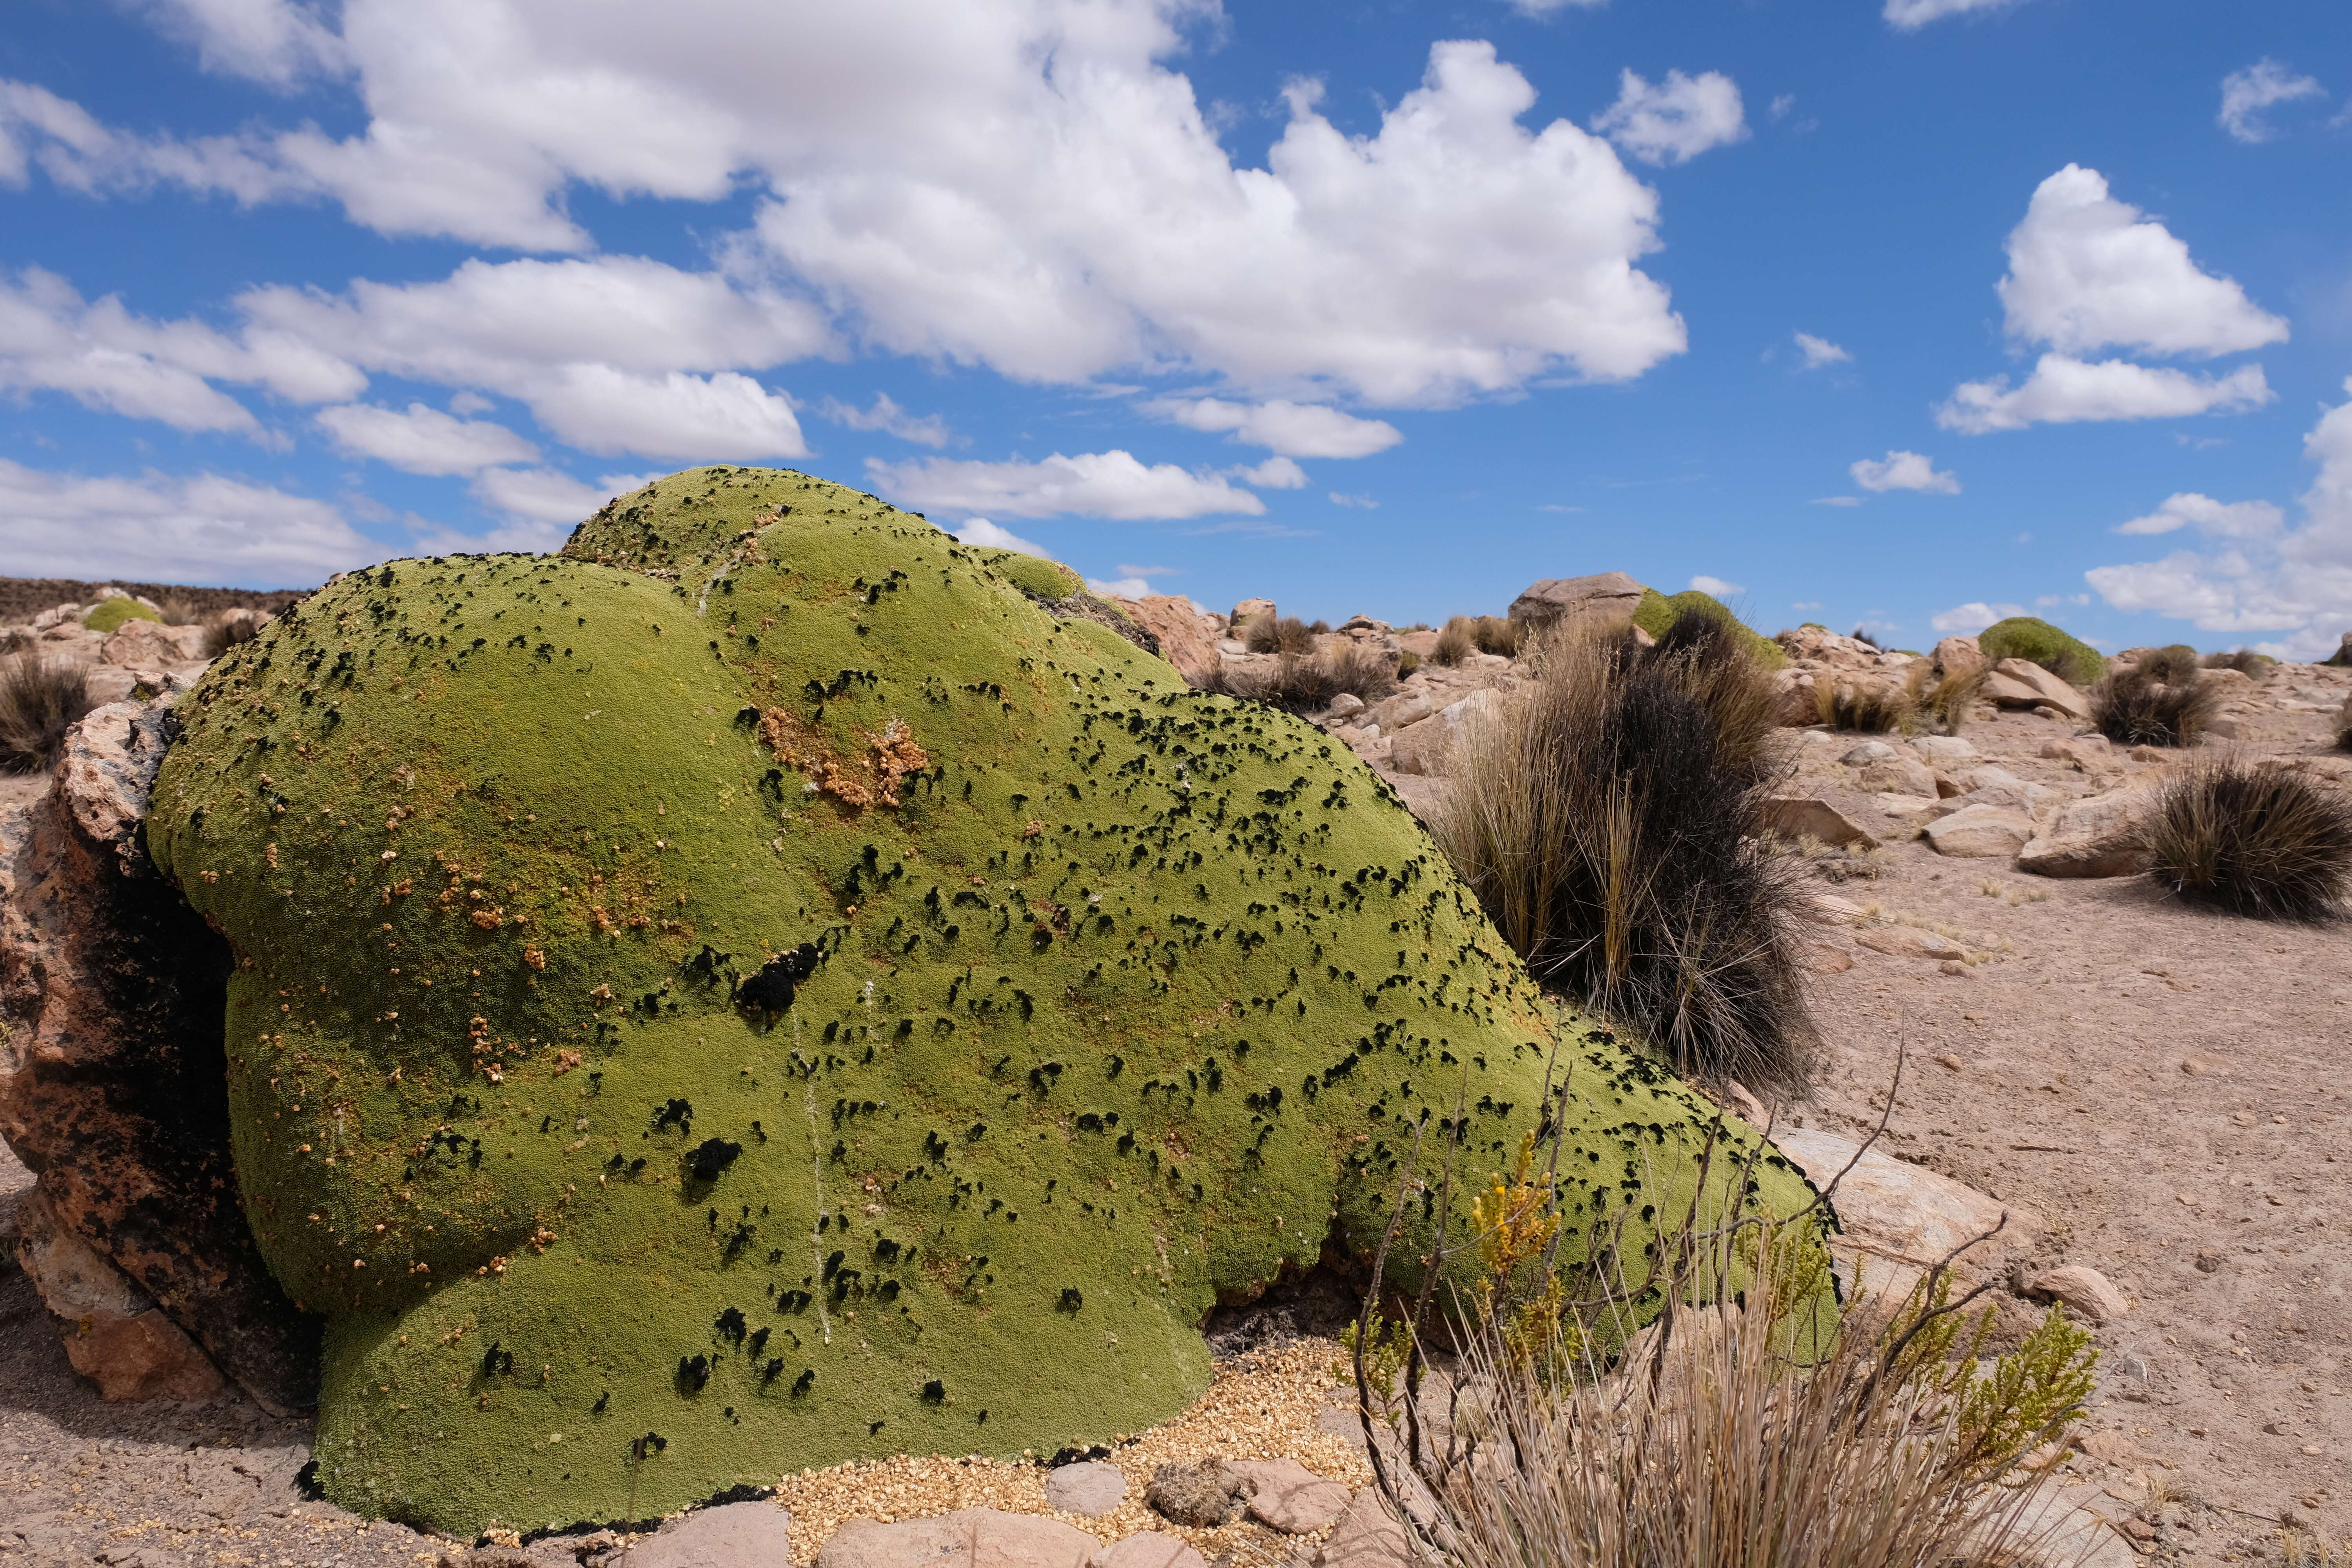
xmin=1435 ymin=618 xmax=1476 ymax=667
xmin=1472 ymin=615 xmax=1524 ymax=657
xmin=2201 ymin=648 xmax=2275 ymax=681
xmin=158 ymin=595 xmax=203 ymax=626
xmin=1431 ymin=617 xmax=1812 ymax=1092
xmin=1811 ymin=677 xmax=1913 ymax=735
xmin=1907 ymin=664 xmax=1986 ymax=735
xmin=1244 ymin=614 xmax=1315 ymax=656
xmin=1204 ymin=643 xmax=1398 ymax=715
xmin=2145 ymin=754 xmax=2352 ymax=921
xmin=201 ymin=609 xmax=263 ymax=659
xmin=0 ymin=654 xmax=95 ymax=774
xmin=2089 ymin=668 xmax=2218 ymax=748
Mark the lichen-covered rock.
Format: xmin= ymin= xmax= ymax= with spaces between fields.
xmin=149 ymin=466 xmax=1823 ymax=1535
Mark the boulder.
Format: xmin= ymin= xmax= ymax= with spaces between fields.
xmin=1044 ymin=1460 xmax=1128 ymax=1517
xmin=1985 ymin=659 xmax=2090 ymax=720
xmin=1854 ymin=926 xmax=1967 ymax=962
xmin=1854 ymin=757 xmax=1936 ymax=797
xmin=1774 ymin=625 xmax=1895 ymax=670
xmin=1922 ymin=804 xmax=2036 ymax=858
xmin=1911 ymin=735 xmax=1977 ymax=765
xmin=12 ymin=1185 xmax=225 ymax=1400
xmin=1091 ymin=1534 xmax=1208 ymax=1568
xmin=1113 ymin=595 xmax=1222 ymax=685
xmin=100 ymin=619 xmax=207 ymax=667
xmin=1229 ymin=597 xmax=1275 ymax=628
xmin=1323 ymin=693 xmax=1365 ymax=722
xmin=1507 ymin=571 xmax=1644 ymax=632
xmin=617 ymin=1501 xmax=796 ymax=1568
xmin=1760 ymin=797 xmax=1878 ymax=848
xmin=1771 ymin=1129 xmax=2024 ymax=1298
xmin=144 ymin=467 xmax=1824 ymax=1535
xmin=0 ymin=697 xmax=315 ymax=1413
xmin=817 ymin=1510 xmax=1097 ymax=1568
xmin=1315 ymin=1493 xmax=1410 ymax=1568
xmin=1230 ymin=1458 xmax=1351 ymax=1533
xmin=1370 ymin=690 xmax=1436 ymax=731
xmin=2024 ymin=1264 xmax=2131 ymax=1325
xmin=1387 ymin=689 xmax=1499 ymax=777
xmin=1929 ymin=635 xmax=1985 ymax=679
xmin=2017 ymin=786 xmax=2158 ymax=878
xmin=1839 ymin=740 xmax=1898 ymax=765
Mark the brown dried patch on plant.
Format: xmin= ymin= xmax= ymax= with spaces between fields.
xmin=759 ymin=710 xmax=930 ymax=808
xmin=2144 ymin=753 xmax=2352 ymax=921
xmin=0 ymin=653 xmax=95 ymax=774
xmin=1349 ymin=1073 xmax=2100 ymax=1568
xmin=1431 ymin=612 xmax=1811 ymax=1094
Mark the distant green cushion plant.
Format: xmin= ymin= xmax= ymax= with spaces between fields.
xmin=83 ymin=597 xmax=161 ymax=633
xmin=151 ymin=468 xmax=1826 ymax=1536
xmin=1976 ymin=617 xmax=2105 ymax=684
xmin=1631 ymin=589 xmax=1787 ymax=670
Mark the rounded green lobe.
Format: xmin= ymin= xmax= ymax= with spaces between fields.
xmin=150 ymin=466 xmax=1820 ymax=1535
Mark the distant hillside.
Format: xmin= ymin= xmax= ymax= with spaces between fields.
xmin=0 ymin=577 xmax=311 ymax=625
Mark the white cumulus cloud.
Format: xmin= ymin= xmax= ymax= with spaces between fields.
xmin=1504 ymin=0 xmax=1605 ymax=15
xmin=1850 ymin=450 xmax=1960 ymax=494
xmin=2113 ymin=493 xmax=2283 ymax=538
xmin=522 ymin=367 xmax=804 ymax=459
xmin=868 ymin=450 xmax=1264 ymax=521
xmin=949 ymin=517 xmax=1053 ymax=557
xmin=1232 ymin=456 xmax=1308 ymax=489
xmin=1590 ymin=68 xmax=1747 ymax=166
xmin=1688 ymin=574 xmax=1744 ymax=597
xmin=0 ymin=457 xmax=377 ymax=584
xmin=1884 ymin=0 xmax=2029 ymax=29
xmin=1930 ymin=601 xmax=2025 ymax=635
xmin=1936 ymin=356 xmax=2271 ymax=434
xmin=2218 ymin=60 xmax=2325 ymax=144
xmin=1793 ymin=332 xmax=1850 ymax=369
xmin=1150 ymin=397 xmax=1402 ymax=458
xmin=816 ymin=392 xmax=954 ymax=448
xmin=1996 ymin=165 xmax=2287 ymax=359
xmin=316 ymin=401 xmax=538 ymax=475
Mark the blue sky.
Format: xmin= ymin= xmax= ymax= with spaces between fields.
xmin=3 ymin=0 xmax=2349 ymax=654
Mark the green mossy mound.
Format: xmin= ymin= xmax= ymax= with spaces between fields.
xmin=1977 ymin=617 xmax=2105 ymax=684
xmin=1630 ymin=589 xmax=1787 ymax=670
xmin=152 ymin=466 xmax=1822 ymax=1535
xmin=83 ymin=597 xmax=161 ymax=633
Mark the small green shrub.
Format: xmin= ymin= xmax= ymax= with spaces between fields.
xmin=2147 ymin=756 xmax=2352 ymax=920
xmin=1396 ymin=650 xmax=1420 ymax=677
xmin=0 ymin=655 xmax=96 ymax=773
xmin=1632 ymin=589 xmax=1788 ymax=670
xmin=2090 ymin=668 xmax=2218 ymax=748
xmin=1434 ymin=617 xmax=1474 ymax=666
xmin=82 ymin=598 xmax=160 ymax=635
xmin=1977 ymin=616 xmax=2105 ymax=684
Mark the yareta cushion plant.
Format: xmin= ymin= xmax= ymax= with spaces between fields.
xmin=149 ymin=467 xmax=1828 ymax=1536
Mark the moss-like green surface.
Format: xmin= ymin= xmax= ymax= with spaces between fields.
xmin=1630 ymin=589 xmax=1788 ymax=670
xmin=151 ymin=466 xmax=1823 ymax=1536
xmin=83 ymin=597 xmax=161 ymax=633
xmin=1978 ymin=617 xmax=2105 ymax=684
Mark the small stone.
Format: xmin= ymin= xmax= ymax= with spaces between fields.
xmin=1090 ymin=1533 xmax=1208 ymax=1568
xmin=1938 ymin=958 xmax=1971 ymax=976
xmin=1146 ymin=1461 xmax=1243 ymax=1528
xmin=818 ymin=1509 xmax=1096 ymax=1568
xmin=1230 ymin=1459 xmax=1351 ymax=1534
xmin=1922 ymin=803 xmax=2036 ymax=858
xmin=2193 ymin=1251 xmax=2222 ymax=1273
xmin=1315 ymin=1493 xmax=1411 ymax=1568
xmin=622 ymin=1501 xmax=795 ymax=1568
xmin=1323 ymin=693 xmax=1365 ymax=721
xmin=1044 ymin=1461 xmax=1128 ymax=1518
xmin=1796 ymin=941 xmax=1853 ymax=974
xmin=1762 ymin=796 xmax=1878 ymax=848
xmin=2025 ymin=1264 xmax=2132 ymax=1324
xmin=2179 ymin=1055 xmax=2232 ymax=1076
xmin=1934 ymin=1052 xmax=1964 ymax=1071
xmin=1855 ymin=926 xmax=1963 ymax=961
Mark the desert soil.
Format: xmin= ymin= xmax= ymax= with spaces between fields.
xmin=4 ymin=686 xmax=2348 ymax=1566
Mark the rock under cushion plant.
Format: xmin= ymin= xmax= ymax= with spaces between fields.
xmin=148 ymin=467 xmax=1827 ymax=1535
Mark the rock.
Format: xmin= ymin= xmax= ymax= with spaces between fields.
xmin=1315 ymin=1493 xmax=1410 ymax=1568
xmin=1855 ymin=757 xmax=1936 ymax=796
xmin=1323 ymin=693 xmax=1365 ymax=721
xmin=1775 ymin=625 xmax=1897 ymax=670
xmin=1230 ymin=1458 xmax=1351 ymax=1534
xmin=0 ymin=698 xmax=316 ymax=1413
xmin=1796 ymin=941 xmax=1853 ymax=974
xmin=818 ymin=1509 xmax=1097 ymax=1568
xmin=2025 ymin=1265 xmax=2131 ymax=1324
xmin=30 ymin=603 xmax=82 ymax=632
xmin=1771 ymin=1129 xmax=2022 ymax=1296
xmin=1855 ymin=926 xmax=1967 ymax=962
xmin=1922 ymin=804 xmax=2036 ymax=858
xmin=1911 ymin=735 xmax=1978 ymax=764
xmin=2017 ymin=786 xmax=2158 ymax=878
xmin=1873 ymin=793 xmax=1940 ymax=818
xmin=1229 ymin=598 xmax=1275 ymax=628
xmin=1508 ymin=570 xmax=1644 ymax=632
xmin=466 ymin=1541 xmax=592 ymax=1568
xmin=1369 ymin=691 xmax=1436 ymax=731
xmin=1146 ymin=1460 xmax=1243 ymax=1527
xmin=1113 ymin=596 xmax=1222 ymax=685
xmin=12 ymin=1186 xmax=224 ymax=1400
xmin=1760 ymin=797 xmax=1878 ymax=848
xmin=1386 ymin=689 xmax=1499 ymax=777
xmin=610 ymin=1501 xmax=794 ymax=1568
xmin=1839 ymin=741 xmax=1898 ymax=765
xmin=1044 ymin=1461 xmax=1128 ymax=1517
xmin=2202 ymin=715 xmax=2241 ymax=739
xmin=1929 ymin=635 xmax=1985 ymax=678
xmin=1985 ymin=659 xmax=2090 ymax=720
xmin=1090 ymin=1534 xmax=1207 ymax=1568
xmin=100 ymin=619 xmax=207 ymax=667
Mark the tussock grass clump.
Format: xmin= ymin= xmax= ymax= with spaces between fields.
xmin=158 ymin=595 xmax=203 ymax=626
xmin=1434 ymin=617 xmax=1475 ymax=666
xmin=1203 ymin=642 xmax=1398 ymax=715
xmin=2134 ymin=643 xmax=2202 ymax=684
xmin=0 ymin=655 xmax=96 ymax=774
xmin=1977 ymin=615 xmax=2105 ymax=684
xmin=201 ymin=610 xmax=263 ymax=659
xmin=2090 ymin=666 xmax=2218 ymax=748
xmin=2146 ymin=755 xmax=2352 ymax=920
xmin=1907 ymin=663 xmax=1985 ymax=735
xmin=1812 ymin=677 xmax=1912 ymax=733
xmin=1471 ymin=613 xmax=1524 ymax=657
xmin=1433 ymin=617 xmax=1812 ymax=1092
xmin=2201 ymin=647 xmax=2275 ymax=680
xmin=1243 ymin=613 xmax=1314 ymax=655
xmin=1631 ymin=589 xmax=1787 ymax=670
